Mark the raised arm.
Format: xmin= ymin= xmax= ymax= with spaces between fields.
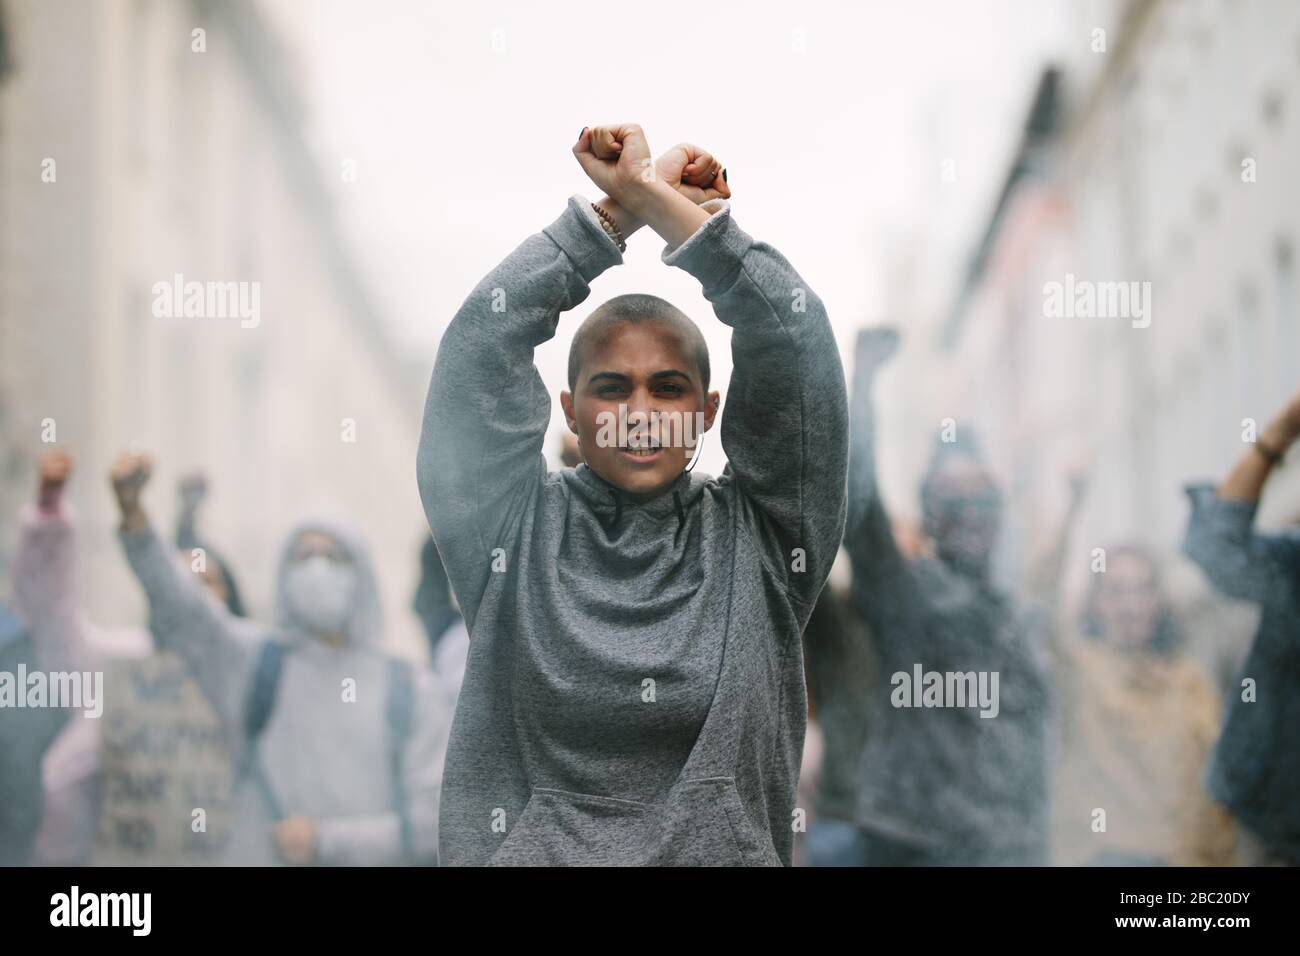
xmin=1183 ymin=389 xmax=1300 ymax=604
xmin=416 ymin=196 xmax=622 ymax=629
xmin=418 ymin=127 xmax=730 ymax=628
xmin=842 ymin=328 xmax=921 ymax=636
xmin=1028 ymin=465 xmax=1089 ymax=611
xmin=612 ymin=169 xmax=847 ymax=607
xmin=1215 ymin=390 xmax=1300 ymax=504
xmin=13 ymin=451 xmax=90 ymax=674
xmin=110 ymin=452 xmax=256 ymax=740
xmin=1028 ymin=464 xmax=1090 ymax=674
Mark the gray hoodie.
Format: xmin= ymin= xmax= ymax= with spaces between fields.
xmin=418 ymin=195 xmax=848 ymax=866
xmin=120 ymin=516 xmax=447 ymax=865
xmin=844 ymin=335 xmax=1052 ymax=864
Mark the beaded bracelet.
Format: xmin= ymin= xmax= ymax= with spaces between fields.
xmin=591 ymin=203 xmax=627 ymax=253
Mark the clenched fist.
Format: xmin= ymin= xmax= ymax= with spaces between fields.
xmin=38 ymin=449 xmax=72 ymax=487
xmin=574 ymin=125 xmax=731 ymax=207
xmin=109 ymin=451 xmax=152 ymax=532
xmin=37 ymin=449 xmax=72 ymax=512
xmin=655 ymin=142 xmax=730 ymax=204
xmin=573 ymin=123 xmax=655 ymax=203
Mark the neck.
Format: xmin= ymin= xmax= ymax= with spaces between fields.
xmin=587 ymin=464 xmax=686 ymax=504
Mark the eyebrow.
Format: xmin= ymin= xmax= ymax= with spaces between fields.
xmin=587 ymin=369 xmax=693 ymax=386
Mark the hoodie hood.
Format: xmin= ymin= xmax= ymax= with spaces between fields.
xmin=567 ymin=463 xmax=703 ymax=537
xmin=274 ymin=514 xmax=383 ymax=648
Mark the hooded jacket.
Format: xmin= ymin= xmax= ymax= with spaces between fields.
xmin=120 ymin=515 xmax=448 ymax=865
xmin=418 ymin=196 xmax=848 ymax=866
xmin=844 ymin=334 xmax=1052 ymax=864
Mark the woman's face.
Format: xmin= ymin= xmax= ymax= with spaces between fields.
xmin=291 ymin=530 xmax=350 ymax=565
xmin=561 ymin=322 xmax=718 ymax=500
xmin=1093 ymin=552 xmax=1162 ymax=649
xmin=284 ymin=530 xmax=357 ymax=642
xmin=925 ymin=457 xmax=1002 ymax=575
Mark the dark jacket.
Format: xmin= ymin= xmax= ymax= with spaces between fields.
xmin=1183 ymin=483 xmax=1300 ymax=862
xmin=844 ymin=335 xmax=1052 ymax=864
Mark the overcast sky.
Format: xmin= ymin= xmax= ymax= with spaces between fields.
xmin=268 ymin=0 xmax=1069 ymax=472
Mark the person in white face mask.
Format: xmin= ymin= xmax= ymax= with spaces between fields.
xmin=283 ymin=535 xmax=359 ymax=642
xmin=111 ymin=451 xmax=448 ymax=866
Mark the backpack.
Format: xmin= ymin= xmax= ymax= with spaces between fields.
xmin=239 ymin=640 xmax=416 ymax=861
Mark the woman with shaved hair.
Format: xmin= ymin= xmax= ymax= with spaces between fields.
xmin=419 ymin=123 xmax=848 ymax=866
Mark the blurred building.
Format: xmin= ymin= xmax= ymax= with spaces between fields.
xmin=885 ymin=0 xmax=1300 ymax=618
xmin=0 ymin=0 xmax=431 ymax=658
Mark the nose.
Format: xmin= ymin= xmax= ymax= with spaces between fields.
xmin=623 ymin=386 xmax=654 ymax=418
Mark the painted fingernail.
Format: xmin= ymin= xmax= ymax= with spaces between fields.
xmin=722 ymin=168 xmax=728 ymax=183
xmin=579 ymin=127 xmax=587 ymax=140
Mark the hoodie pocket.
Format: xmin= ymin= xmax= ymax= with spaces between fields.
xmin=652 ymin=776 xmax=782 ymax=867
xmin=487 ymin=788 xmax=654 ymax=866
xmin=488 ymin=778 xmax=781 ymax=867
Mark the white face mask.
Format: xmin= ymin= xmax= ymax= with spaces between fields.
xmin=284 ymin=555 xmax=357 ymax=638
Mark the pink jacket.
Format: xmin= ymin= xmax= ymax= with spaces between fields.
xmin=13 ymin=502 xmax=150 ymax=865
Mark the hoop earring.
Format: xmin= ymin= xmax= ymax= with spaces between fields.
xmin=685 ymin=431 xmax=705 ymax=473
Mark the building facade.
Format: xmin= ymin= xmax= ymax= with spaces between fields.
xmin=0 ymin=0 xmax=431 ymax=658
xmin=925 ymin=0 xmax=1300 ymax=609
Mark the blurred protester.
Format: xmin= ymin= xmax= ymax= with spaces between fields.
xmin=844 ymin=327 xmax=1051 ymax=866
xmin=112 ymin=451 xmax=447 ymax=865
xmin=413 ymin=535 xmax=460 ymax=656
xmin=1042 ymin=506 xmax=1235 ymax=864
xmin=92 ymin=469 xmax=246 ymax=865
xmin=800 ymin=580 xmax=876 ymax=866
xmin=1183 ymin=388 xmax=1300 ymax=865
xmin=8 ymin=453 xmax=249 ymax=864
xmin=10 ymin=451 xmax=153 ymax=864
xmin=0 ymin=601 xmax=68 ymax=865
xmin=175 ymin=473 xmax=246 ymax=617
xmin=558 ymin=432 xmax=583 ymax=468
xmin=413 ymin=534 xmax=468 ymax=718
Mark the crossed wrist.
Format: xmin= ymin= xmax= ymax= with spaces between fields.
xmin=615 ymin=178 xmax=674 ymax=217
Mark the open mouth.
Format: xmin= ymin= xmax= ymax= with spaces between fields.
xmin=618 ymin=443 xmax=663 ymax=462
